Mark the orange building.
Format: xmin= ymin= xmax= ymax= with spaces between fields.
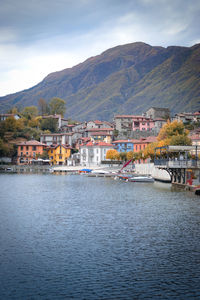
xmin=17 ymin=140 xmax=47 ymax=165
xmin=133 ymin=136 xmax=157 ymax=163
xmin=133 ymin=136 xmax=157 ymax=153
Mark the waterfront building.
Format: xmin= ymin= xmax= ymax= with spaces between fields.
xmin=16 ymin=140 xmax=47 ymax=165
xmin=80 ymin=141 xmax=114 ymax=166
xmin=112 ymin=140 xmax=135 ymax=152
xmin=133 ymin=136 xmax=157 ymax=153
xmin=48 ymin=144 xmax=72 ymax=165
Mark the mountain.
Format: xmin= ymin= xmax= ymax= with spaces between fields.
xmin=0 ymin=42 xmax=200 ymax=121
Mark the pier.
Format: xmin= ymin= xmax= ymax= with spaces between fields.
xmin=154 ymin=145 xmax=200 ymax=190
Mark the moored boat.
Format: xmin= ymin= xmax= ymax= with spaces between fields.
xmin=128 ymin=176 xmax=154 ymax=182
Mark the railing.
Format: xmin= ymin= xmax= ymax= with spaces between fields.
xmin=154 ymin=159 xmax=200 ymax=168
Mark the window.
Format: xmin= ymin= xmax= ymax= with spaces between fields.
xmin=21 ymin=146 xmax=23 ymax=150
xmin=21 ymin=152 xmax=23 ymax=156
xmin=51 ymin=150 xmax=53 ymax=153
xmin=139 ymin=145 xmax=141 ymax=150
xmin=33 ymin=152 xmax=36 ymax=157
xmin=32 ymin=146 xmax=36 ymax=151
xmin=26 ymin=146 xmax=29 ymax=150
xmin=59 ymin=155 xmax=62 ymax=159
xmin=135 ymin=145 xmax=137 ymax=150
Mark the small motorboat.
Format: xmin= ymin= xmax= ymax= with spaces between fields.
xmin=128 ymin=176 xmax=154 ymax=182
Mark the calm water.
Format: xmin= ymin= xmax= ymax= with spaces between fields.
xmin=0 ymin=174 xmax=200 ymax=299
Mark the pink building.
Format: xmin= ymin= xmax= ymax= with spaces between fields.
xmin=132 ymin=116 xmax=154 ymax=132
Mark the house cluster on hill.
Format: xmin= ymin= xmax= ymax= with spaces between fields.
xmin=1 ymin=107 xmax=200 ymax=167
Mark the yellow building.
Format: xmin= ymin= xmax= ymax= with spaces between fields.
xmin=48 ymin=144 xmax=71 ymax=165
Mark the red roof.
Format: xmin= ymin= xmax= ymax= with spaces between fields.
xmin=81 ymin=141 xmax=114 ymax=147
xmin=190 ymin=135 xmax=200 ymax=140
xmin=132 ymin=136 xmax=157 ymax=144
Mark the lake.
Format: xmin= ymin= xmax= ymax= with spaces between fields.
xmin=0 ymin=174 xmax=200 ymax=299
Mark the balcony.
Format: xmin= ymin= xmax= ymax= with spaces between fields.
xmin=154 ymin=159 xmax=200 ymax=168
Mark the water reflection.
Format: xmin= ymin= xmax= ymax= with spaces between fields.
xmin=0 ymin=174 xmax=200 ymax=299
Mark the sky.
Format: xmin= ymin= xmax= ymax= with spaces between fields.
xmin=0 ymin=0 xmax=200 ymax=97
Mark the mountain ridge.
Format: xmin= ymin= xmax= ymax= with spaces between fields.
xmin=0 ymin=42 xmax=200 ymax=121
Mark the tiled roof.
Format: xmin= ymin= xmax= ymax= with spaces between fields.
xmin=113 ymin=139 xmax=135 ymax=144
xmin=90 ymin=132 xmax=111 ymax=136
xmin=86 ymin=128 xmax=113 ymax=132
xmin=190 ymin=135 xmax=200 ymax=140
xmin=81 ymin=141 xmax=114 ymax=147
xmin=133 ymin=136 xmax=157 ymax=144
xmin=17 ymin=140 xmax=47 ymax=146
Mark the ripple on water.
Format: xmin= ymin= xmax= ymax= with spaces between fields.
xmin=0 ymin=174 xmax=200 ymax=299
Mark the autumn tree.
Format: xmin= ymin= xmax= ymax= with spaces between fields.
xmin=49 ymin=97 xmax=66 ymax=116
xmin=106 ymin=149 xmax=119 ymax=160
xmin=157 ymin=120 xmax=191 ymax=146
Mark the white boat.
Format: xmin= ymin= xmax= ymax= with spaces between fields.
xmin=91 ymin=169 xmax=110 ymax=174
xmin=128 ymin=176 xmax=154 ymax=182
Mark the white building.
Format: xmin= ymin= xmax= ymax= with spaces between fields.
xmin=80 ymin=141 xmax=114 ymax=167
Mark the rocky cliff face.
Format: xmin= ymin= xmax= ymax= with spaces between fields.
xmin=1 ymin=42 xmax=200 ymax=121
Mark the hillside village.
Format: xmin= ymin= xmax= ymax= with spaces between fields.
xmin=1 ymin=106 xmax=200 ymax=168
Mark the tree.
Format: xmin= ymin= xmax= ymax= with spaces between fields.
xmin=119 ymin=152 xmax=127 ymax=161
xmin=40 ymin=118 xmax=58 ymax=132
xmin=126 ymin=151 xmax=134 ymax=161
xmin=106 ymin=149 xmax=119 ymax=160
xmin=49 ymin=97 xmax=66 ymax=116
xmin=22 ymin=106 xmax=38 ymax=120
xmin=157 ymin=120 xmax=191 ymax=146
xmin=38 ymin=98 xmax=49 ymax=115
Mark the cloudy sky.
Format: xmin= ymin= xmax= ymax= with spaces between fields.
xmin=0 ymin=0 xmax=200 ymax=96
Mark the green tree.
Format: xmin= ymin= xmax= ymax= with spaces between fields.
xmin=49 ymin=97 xmax=66 ymax=116
xmin=38 ymin=98 xmax=49 ymax=115
xmin=22 ymin=106 xmax=38 ymax=120
xmin=40 ymin=118 xmax=58 ymax=132
xmin=119 ymin=152 xmax=127 ymax=161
